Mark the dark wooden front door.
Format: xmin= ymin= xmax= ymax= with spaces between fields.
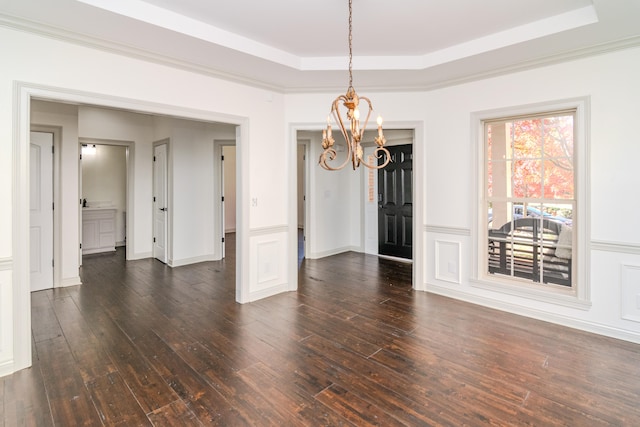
xmin=378 ymin=144 xmax=413 ymax=259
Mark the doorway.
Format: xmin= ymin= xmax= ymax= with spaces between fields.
xmin=378 ymin=143 xmax=413 ymax=259
xmin=80 ymin=142 xmax=129 ymax=261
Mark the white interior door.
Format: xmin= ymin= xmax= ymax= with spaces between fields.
xmin=30 ymin=131 xmax=54 ymax=292
xmin=153 ymin=142 xmax=168 ymax=263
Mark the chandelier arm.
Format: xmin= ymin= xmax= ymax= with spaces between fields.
xmin=359 ymin=146 xmax=391 ymax=169
xmin=358 ymin=96 xmax=374 ymax=140
xmin=318 ymin=97 xmax=353 ymax=171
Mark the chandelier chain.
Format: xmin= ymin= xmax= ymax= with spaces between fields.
xmin=348 ymin=0 xmax=353 ymax=88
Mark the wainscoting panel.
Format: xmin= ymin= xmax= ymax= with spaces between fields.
xmin=435 ymin=240 xmax=461 ymax=284
xmin=0 ymin=267 xmax=13 ymax=375
xmin=621 ymin=264 xmax=640 ymax=323
xmin=249 ymin=228 xmax=288 ymax=300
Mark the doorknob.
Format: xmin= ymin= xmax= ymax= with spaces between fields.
xmin=160 ymin=207 xmax=167 ymax=211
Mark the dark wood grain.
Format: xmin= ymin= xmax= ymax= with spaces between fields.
xmin=2 ymin=234 xmax=640 ymax=425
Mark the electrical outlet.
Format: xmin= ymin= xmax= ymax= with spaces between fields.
xmin=251 ymin=197 xmax=258 ymax=207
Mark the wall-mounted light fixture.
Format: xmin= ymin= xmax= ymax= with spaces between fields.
xmin=81 ymin=144 xmax=97 ymax=155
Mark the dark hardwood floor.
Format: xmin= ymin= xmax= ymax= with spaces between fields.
xmin=3 ymin=234 xmax=640 ymax=426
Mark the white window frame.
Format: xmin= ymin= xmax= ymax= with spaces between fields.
xmin=471 ymin=98 xmax=591 ymax=309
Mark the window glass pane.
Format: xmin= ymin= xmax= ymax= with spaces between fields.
xmin=543 ymin=116 xmax=573 ymax=158
xmin=511 ymin=119 xmax=543 ymax=159
xmin=512 ymin=159 xmax=542 ymax=198
xmin=543 ymin=159 xmax=574 ymax=199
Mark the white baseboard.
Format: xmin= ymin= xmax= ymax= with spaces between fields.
xmin=426 ymin=282 xmax=640 ymax=345
xmin=128 ymin=251 xmax=152 ymax=260
xmin=168 ymin=254 xmax=219 ymax=268
xmin=306 ymin=245 xmax=359 ymax=259
xmin=249 ymin=283 xmax=292 ymax=302
xmin=58 ymin=276 xmax=82 ymax=287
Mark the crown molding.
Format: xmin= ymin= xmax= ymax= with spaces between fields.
xmin=2 ymin=13 xmax=640 ymax=95
xmin=0 ymin=13 xmax=286 ymax=93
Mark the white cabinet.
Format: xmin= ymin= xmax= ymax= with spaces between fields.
xmin=82 ymin=208 xmax=116 ymax=254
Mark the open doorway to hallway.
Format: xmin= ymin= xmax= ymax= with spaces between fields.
xmin=80 ymin=142 xmax=129 ymax=262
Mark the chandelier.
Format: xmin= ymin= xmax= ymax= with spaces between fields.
xmin=319 ymin=0 xmax=390 ymax=171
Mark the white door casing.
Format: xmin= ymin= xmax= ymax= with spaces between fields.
xmin=153 ymin=142 xmax=168 ymax=263
xmin=30 ymin=131 xmax=54 ymax=292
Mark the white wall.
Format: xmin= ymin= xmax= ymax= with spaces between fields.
xmin=287 ymin=46 xmax=640 ymax=344
xmin=1 ymin=25 xmax=288 ymax=376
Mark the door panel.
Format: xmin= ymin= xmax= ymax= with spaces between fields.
xmin=378 ymin=144 xmax=413 ymax=259
xmin=153 ymin=143 xmax=168 ymax=263
xmin=30 ymin=131 xmax=54 ymax=291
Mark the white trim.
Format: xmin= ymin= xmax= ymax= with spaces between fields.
xmin=168 ymin=254 xmax=218 ymax=268
xmin=592 ymin=240 xmax=640 ymax=255
xmin=12 ymin=81 xmax=32 ymax=374
xmin=58 ymin=276 xmax=82 ymax=288
xmin=249 ymin=225 xmax=288 ymax=236
xmin=305 ymin=246 xmax=358 ymax=260
xmin=620 ymin=264 xmax=640 ymax=323
xmin=426 ymin=225 xmax=471 ymax=236
xmin=214 ymin=139 xmax=237 ymax=261
xmin=427 ymin=283 xmax=640 ymax=344
xmin=152 ymin=139 xmax=170 ymax=264
xmin=248 ymin=283 xmax=291 ymax=303
xmin=0 ymin=258 xmax=12 ymax=271
xmin=128 ymin=251 xmax=152 ymax=260
xmin=470 ymin=96 xmax=590 ymax=307
xmin=2 ymin=13 xmax=640 ymax=94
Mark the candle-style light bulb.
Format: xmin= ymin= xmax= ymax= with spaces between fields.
xmin=327 ymin=115 xmax=332 ymax=137
xmin=377 ymin=115 xmax=383 ymax=137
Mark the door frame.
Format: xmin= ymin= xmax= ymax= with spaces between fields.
xmin=297 ymin=139 xmax=310 ymax=261
xmin=11 ymin=83 xmax=250 ymax=375
xmin=31 ymin=125 xmax=61 ymax=288
xmin=152 ymin=139 xmax=170 ymax=264
xmin=288 ymin=121 xmax=425 ymax=293
xmin=29 ymin=131 xmax=54 ymax=292
xmin=79 ymin=138 xmax=134 ymax=262
xmin=214 ymin=139 xmax=237 ymax=260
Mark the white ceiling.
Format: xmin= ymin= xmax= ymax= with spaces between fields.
xmin=1 ymin=0 xmax=639 ymax=92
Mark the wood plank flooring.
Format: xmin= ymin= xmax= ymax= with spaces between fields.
xmin=2 ymin=235 xmax=640 ymax=425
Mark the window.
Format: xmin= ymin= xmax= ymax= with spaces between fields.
xmin=483 ymin=110 xmax=576 ymax=291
